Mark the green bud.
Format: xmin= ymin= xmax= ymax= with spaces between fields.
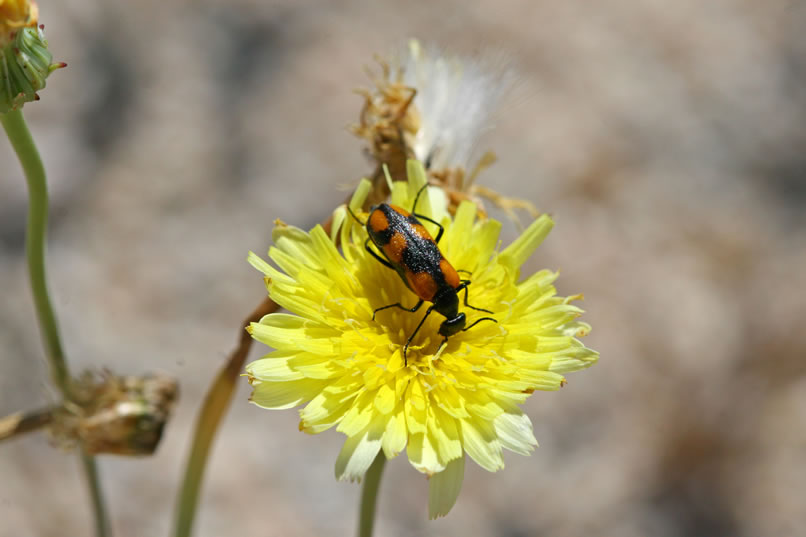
xmin=1 ymin=24 xmax=64 ymax=113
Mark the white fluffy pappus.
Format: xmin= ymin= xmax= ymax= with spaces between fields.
xmin=401 ymin=39 xmax=517 ymax=175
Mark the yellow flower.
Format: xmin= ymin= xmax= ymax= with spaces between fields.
xmin=246 ymin=161 xmax=598 ymax=518
xmin=0 ymin=0 xmax=37 ymax=41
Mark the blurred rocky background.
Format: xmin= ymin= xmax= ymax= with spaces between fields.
xmin=2 ymin=0 xmax=805 ymax=536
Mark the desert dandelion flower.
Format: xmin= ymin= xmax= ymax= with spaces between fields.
xmin=246 ymin=161 xmax=598 ymax=518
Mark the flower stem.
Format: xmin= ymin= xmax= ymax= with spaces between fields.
xmin=1 ymin=109 xmax=111 ymax=537
xmin=0 ymin=407 xmax=54 ymax=440
xmin=0 ymin=109 xmax=69 ymax=391
xmin=81 ymin=451 xmax=113 ymax=537
xmin=173 ymin=297 xmax=279 ymax=537
xmin=357 ymin=453 xmax=386 ymax=537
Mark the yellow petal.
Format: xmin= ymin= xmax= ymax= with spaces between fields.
xmin=460 ymin=418 xmax=504 ymax=472
xmin=519 ymin=370 xmax=566 ymax=391
xmin=548 ymin=343 xmax=600 ymax=373
xmin=335 ymin=422 xmax=384 ymax=482
xmin=404 ymin=380 xmax=427 ymax=434
xmin=245 ymin=350 xmax=304 ymax=381
xmin=430 ymin=406 xmax=462 ymax=464
xmin=272 ymin=223 xmax=318 ymax=266
xmin=373 ymin=382 xmax=396 ymax=415
xmin=428 ymin=456 xmax=465 ymax=519
xmin=337 ymin=391 xmax=376 ymax=437
xmin=381 ymin=403 xmax=408 ymax=458
xmin=299 ymin=388 xmax=357 ymax=434
xmin=408 ymin=430 xmax=445 ymax=475
xmin=249 ymin=378 xmax=326 ymax=410
xmin=499 ymin=214 xmax=554 ymax=273
xmin=248 ymin=314 xmax=336 ymax=354
xmin=494 ymin=410 xmax=537 ymax=455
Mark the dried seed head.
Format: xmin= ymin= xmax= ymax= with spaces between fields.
xmin=50 ymin=372 xmax=179 ymax=456
xmin=352 ymin=40 xmax=539 ymax=227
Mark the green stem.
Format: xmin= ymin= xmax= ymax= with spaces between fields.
xmin=1 ymin=109 xmax=68 ymax=391
xmin=1 ymin=109 xmax=111 ymax=537
xmin=82 ymin=451 xmax=113 ymax=537
xmin=357 ymin=454 xmax=386 ymax=537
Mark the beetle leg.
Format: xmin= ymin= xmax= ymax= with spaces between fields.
xmin=403 ymin=304 xmax=435 ymax=366
xmin=434 ymin=335 xmax=449 ymax=356
xmin=410 ymin=182 xmax=444 ymax=242
xmin=412 ymin=213 xmax=444 ymax=244
xmin=365 ymin=238 xmax=395 ymax=270
xmin=372 ymin=298 xmax=424 ymax=321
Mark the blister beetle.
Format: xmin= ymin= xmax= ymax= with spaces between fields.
xmin=349 ymin=184 xmax=496 ymax=364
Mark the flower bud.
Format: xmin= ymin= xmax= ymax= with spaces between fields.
xmin=1 ymin=18 xmax=65 ymax=113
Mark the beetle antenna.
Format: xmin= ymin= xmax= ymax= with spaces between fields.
xmin=411 ymin=183 xmax=430 ymax=213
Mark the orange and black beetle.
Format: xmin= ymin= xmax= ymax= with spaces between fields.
xmin=350 ymin=184 xmax=496 ymax=364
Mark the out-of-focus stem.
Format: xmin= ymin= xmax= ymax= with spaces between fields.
xmin=173 ymin=296 xmax=279 ymax=537
xmin=0 ymin=109 xmax=68 ymax=391
xmin=1 ymin=109 xmax=111 ymax=537
xmin=0 ymin=408 xmax=54 ymax=440
xmin=81 ymin=451 xmax=112 ymax=537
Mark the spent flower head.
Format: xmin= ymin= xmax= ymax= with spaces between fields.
xmin=50 ymin=371 xmax=179 ymax=456
xmin=353 ymin=40 xmax=539 ymax=228
xmin=246 ymin=161 xmax=598 ymax=517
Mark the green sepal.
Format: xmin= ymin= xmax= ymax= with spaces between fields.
xmin=1 ymin=25 xmax=63 ymax=113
